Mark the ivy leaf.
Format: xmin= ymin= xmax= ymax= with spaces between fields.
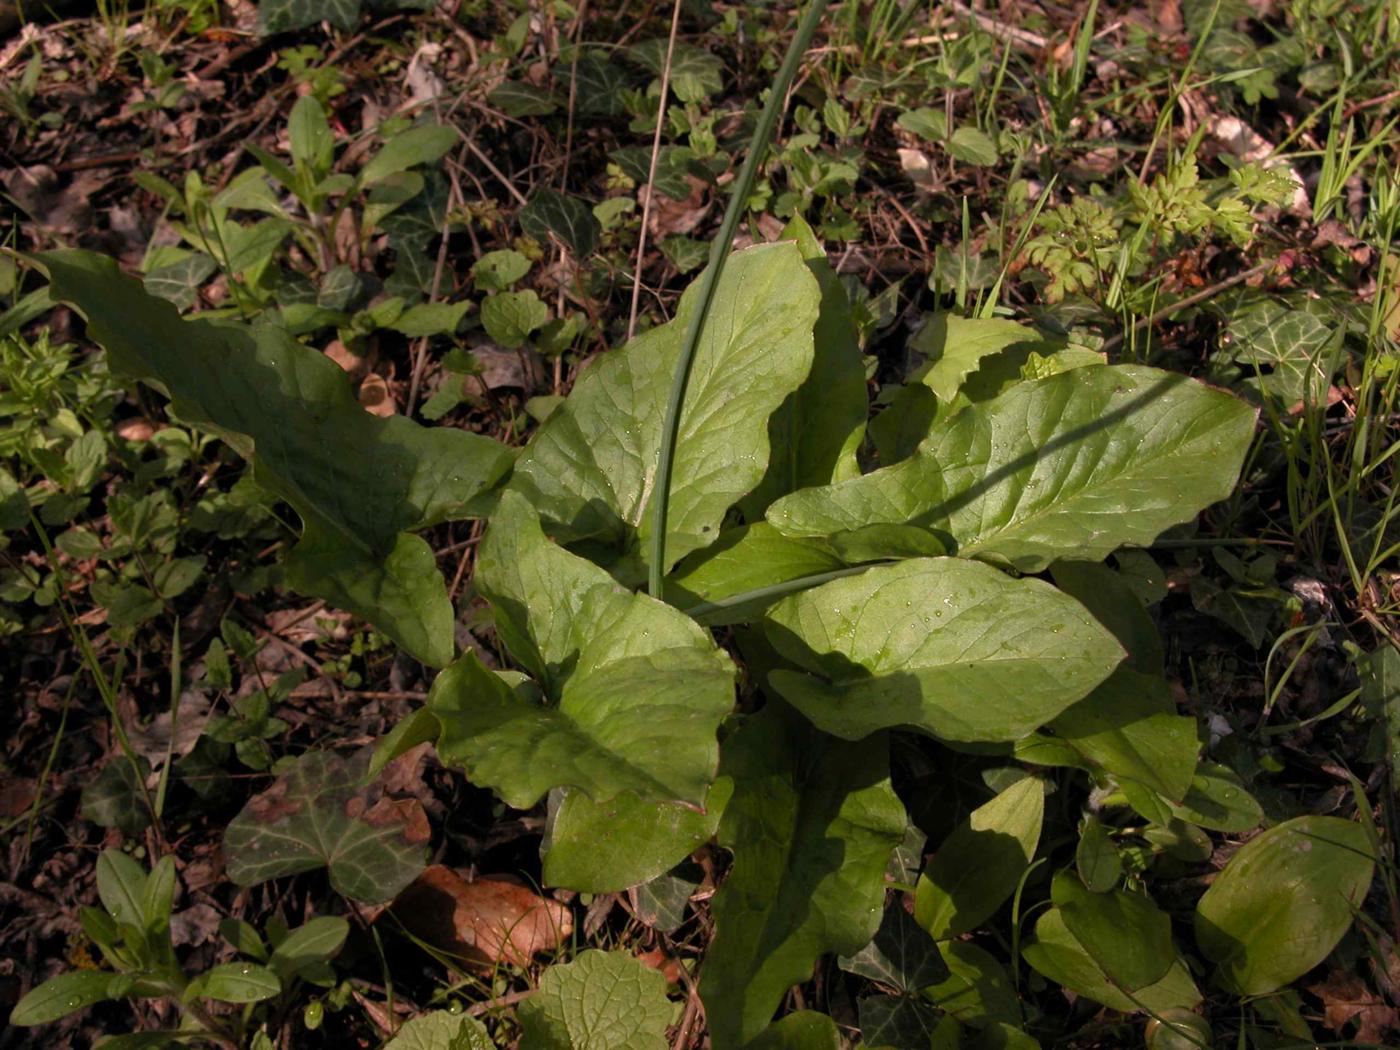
xmin=1195 ymin=816 xmax=1375 ymax=996
xmin=33 ymin=250 xmax=511 ymax=667
xmin=1215 ymin=297 xmax=1344 ymax=408
xmin=487 ymin=80 xmax=558 ymax=117
xmin=432 ymin=491 xmax=734 ymax=809
xmin=700 ymin=703 xmax=906 ymax=1047
xmin=542 ymin=781 xmax=729 ymax=893
xmin=519 ymin=188 xmax=601 ymax=257
xmin=82 ymin=757 xmax=154 ymax=837
xmin=627 ymin=39 xmax=724 ymax=102
xmin=915 ymin=776 xmax=1043 ymax=940
xmin=382 ymin=1011 xmax=493 ymax=1050
xmin=838 ymin=903 xmax=948 ymax=992
xmin=518 ymin=950 xmax=671 ymax=1050
xmin=259 ymin=0 xmax=360 ymax=32
xmin=741 ymin=215 xmax=867 ymax=518
xmin=512 ymin=242 xmax=820 ymax=576
xmin=224 ymin=750 xmax=429 ymax=903
xmin=143 ymin=252 xmax=216 ymax=312
xmin=769 ymin=365 xmax=1256 ymax=572
xmin=764 ymin=558 xmax=1123 ymax=743
xmin=859 ymin=994 xmax=944 ymax=1049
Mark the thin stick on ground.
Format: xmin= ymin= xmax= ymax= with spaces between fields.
xmin=627 ymin=0 xmax=684 ymax=341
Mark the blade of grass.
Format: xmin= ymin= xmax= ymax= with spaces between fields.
xmin=647 ymin=0 xmax=831 ymax=598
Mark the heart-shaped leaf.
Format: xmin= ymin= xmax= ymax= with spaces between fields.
xmin=764 ymin=558 xmax=1123 ymax=742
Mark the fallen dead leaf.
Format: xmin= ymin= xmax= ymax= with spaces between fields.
xmin=391 ymin=865 xmax=572 ymax=967
xmin=897 ymin=148 xmax=938 ymax=194
xmin=127 ymin=690 xmax=213 ymax=767
xmin=359 ymin=372 xmax=397 ymax=417
xmin=0 ymin=778 xmax=37 ymax=820
xmin=1308 ymin=971 xmax=1400 ymax=1044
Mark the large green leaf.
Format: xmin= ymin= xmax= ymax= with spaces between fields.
xmin=745 ymin=1012 xmax=841 ymax=1049
xmin=542 ymin=781 xmax=729 ymax=892
xmin=764 ymin=558 xmax=1123 ymax=742
xmin=915 ymin=776 xmax=1044 ymax=940
xmin=518 ymin=950 xmax=671 ymax=1050
xmin=1194 ymin=815 xmax=1375 ymax=996
xmin=700 ymin=703 xmax=906 ymax=1048
xmin=740 ymin=216 xmax=866 ymax=517
xmin=10 ymin=971 xmax=127 ymax=1026
xmin=223 ymin=750 xmax=429 ymax=903
xmin=511 ymin=242 xmax=820 ymax=577
xmin=1022 ymin=907 xmax=1200 ymax=1014
xmin=34 ymin=251 xmax=511 ymax=667
xmin=769 ymin=365 xmax=1256 ymax=572
xmin=909 ymin=314 xmax=1054 ymax=405
xmin=433 ymin=492 xmax=733 ymax=808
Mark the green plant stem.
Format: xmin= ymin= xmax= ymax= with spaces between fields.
xmin=646 ymin=0 xmax=831 ymax=599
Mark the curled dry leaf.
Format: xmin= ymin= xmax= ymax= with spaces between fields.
xmin=391 ymin=864 xmax=573 ymax=967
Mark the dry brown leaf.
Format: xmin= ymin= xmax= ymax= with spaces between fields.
xmin=0 ymin=778 xmax=36 ymax=820
xmin=391 ymin=865 xmax=572 ymax=967
xmin=897 ymin=148 xmax=939 ymax=194
xmin=1308 ymin=971 xmax=1400 ymax=1043
xmin=127 ymin=690 xmax=213 ymax=767
xmin=324 ymin=339 xmax=373 ymax=382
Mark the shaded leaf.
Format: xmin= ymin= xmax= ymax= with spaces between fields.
xmin=34 ymin=251 xmax=511 ymax=666
xmin=764 ymin=558 xmax=1123 ymax=742
xmin=1195 ymin=816 xmax=1375 ymax=996
xmin=745 ymin=1011 xmax=841 ymax=1049
xmin=769 ymin=366 xmax=1256 ymax=573
xmin=627 ymin=39 xmax=723 ymax=102
xmin=518 ymin=950 xmax=671 ymax=1049
xmin=700 ymin=703 xmax=906 ymax=1047
xmin=1052 ymin=871 xmax=1175 ymax=991
xmin=224 ymin=750 xmax=429 ymax=903
xmin=924 ymin=940 xmax=1022 ymax=1028
xmin=519 ymin=188 xmax=601 ymax=257
xmin=741 ymin=214 xmax=867 ymax=517
xmin=859 ymin=994 xmax=943 ymax=1049
xmin=915 ymin=776 xmax=1043 ymax=940
xmin=82 ymin=758 xmax=153 ymax=837
xmin=839 ymin=903 xmax=948 ymax=992
xmin=1022 ymin=907 xmax=1201 ymax=1013
xmin=488 ymin=80 xmax=558 ymax=117
xmin=1164 ymin=761 xmax=1262 ymax=831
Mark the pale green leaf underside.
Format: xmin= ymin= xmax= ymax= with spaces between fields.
xmin=35 ymin=251 xmax=511 ymax=666
xmin=701 ymin=704 xmax=906 ymax=1048
xmin=1194 ymin=816 xmax=1375 ymax=996
xmin=511 ymin=242 xmax=820 ymax=574
xmin=434 ymin=492 xmax=733 ymax=809
xmin=764 ymin=558 xmax=1123 ymax=742
xmin=769 ymin=365 xmax=1256 ymax=573
xmin=223 ymin=750 xmax=427 ymax=903
xmin=519 ymin=950 xmax=671 ymax=1050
